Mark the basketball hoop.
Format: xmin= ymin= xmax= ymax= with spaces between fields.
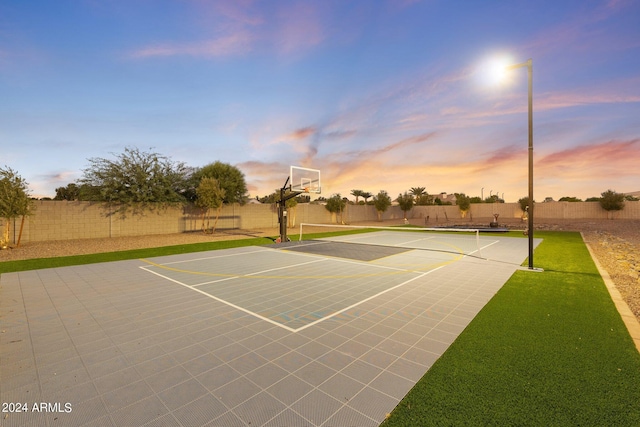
xmin=278 ymin=166 xmax=321 ymax=244
xmin=290 ymin=166 xmax=321 ymax=194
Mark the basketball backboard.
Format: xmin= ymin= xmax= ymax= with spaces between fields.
xmin=290 ymin=166 xmax=321 ymax=194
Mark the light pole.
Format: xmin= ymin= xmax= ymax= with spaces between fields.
xmin=506 ymin=59 xmax=534 ymax=269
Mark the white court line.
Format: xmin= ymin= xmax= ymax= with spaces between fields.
xmin=466 ymin=239 xmax=500 ymax=258
xmin=396 ymin=236 xmax=437 ymax=246
xmin=321 ymin=231 xmax=477 ymax=249
xmin=190 ymin=257 xmax=328 ymax=287
xmin=284 ymin=241 xmax=333 ymax=249
xmin=330 ymin=231 xmax=430 ymax=245
xmin=294 ymin=265 xmax=447 ymax=333
xmin=265 ymin=246 xmax=419 ymax=273
xmin=152 ymin=247 xmax=272 ymax=266
xmin=320 ymin=233 xmax=381 ymax=243
xmin=140 ymin=265 xmax=301 ymax=333
xmin=139 ymin=240 xmax=458 ymax=333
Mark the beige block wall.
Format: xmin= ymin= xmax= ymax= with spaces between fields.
xmin=3 ymin=200 xmax=638 ymax=244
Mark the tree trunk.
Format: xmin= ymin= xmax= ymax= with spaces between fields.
xmin=211 ymin=206 xmax=222 ymax=233
xmin=201 ymin=208 xmax=210 ymax=233
xmin=1 ymin=221 xmax=9 ymax=248
xmin=16 ymin=215 xmax=26 ymax=247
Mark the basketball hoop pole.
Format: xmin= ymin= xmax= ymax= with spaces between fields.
xmin=277 ymin=177 xmax=302 ymax=243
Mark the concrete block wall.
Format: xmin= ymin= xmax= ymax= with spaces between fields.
xmin=26 ymin=201 xmax=111 ymax=241
xmin=4 ymin=200 xmax=639 ymax=244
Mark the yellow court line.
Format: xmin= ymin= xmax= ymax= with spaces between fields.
xmin=139 ymin=251 xmax=461 ymax=280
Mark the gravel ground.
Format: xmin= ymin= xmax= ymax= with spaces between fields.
xmin=2 ymin=219 xmax=639 ymax=322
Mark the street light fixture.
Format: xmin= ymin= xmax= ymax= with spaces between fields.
xmin=506 ymin=59 xmax=534 ymax=269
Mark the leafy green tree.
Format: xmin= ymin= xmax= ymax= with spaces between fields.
xmin=189 ymin=162 xmax=247 ymax=205
xmin=469 ymin=196 xmax=483 ymax=204
xmin=559 ymin=196 xmax=582 ymax=202
xmin=0 ymin=166 xmax=34 ymax=247
xmin=373 ymin=190 xmax=392 ymax=221
xmin=518 ymin=196 xmax=534 ymax=212
xmin=599 ymin=189 xmax=625 ymax=213
xmin=313 ymin=196 xmax=327 ymax=203
xmin=259 ymin=192 xmax=279 ymax=204
xmin=411 ymin=187 xmax=433 ymax=205
xmin=78 ymin=147 xmax=189 ymax=216
xmin=54 ymin=183 xmax=81 ymax=201
xmin=325 ymin=194 xmax=347 ymax=223
xmin=265 ymin=189 xmax=300 ymax=227
xmin=456 ymin=193 xmax=471 ymax=216
xmin=396 ymin=192 xmax=414 ymax=219
xmin=484 ymin=194 xmax=503 ymax=203
xmin=195 ymin=177 xmax=225 ymax=233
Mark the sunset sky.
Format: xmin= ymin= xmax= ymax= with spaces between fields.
xmin=2 ymin=0 xmax=639 ymax=202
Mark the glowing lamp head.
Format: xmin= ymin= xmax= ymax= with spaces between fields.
xmin=477 ymin=55 xmax=516 ymax=87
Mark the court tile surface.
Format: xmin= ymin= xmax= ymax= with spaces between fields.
xmin=0 ymin=235 xmax=540 ymax=426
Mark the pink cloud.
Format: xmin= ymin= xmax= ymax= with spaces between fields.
xmin=129 ymin=32 xmax=254 ymax=58
xmin=272 ymin=2 xmax=326 ymax=55
xmin=285 ymin=126 xmax=317 ymax=141
xmin=235 ymin=160 xmax=286 ymax=195
xmin=458 ymin=86 xmax=640 ymax=122
xmin=238 ymin=137 xmax=640 ymax=201
xmin=129 ymin=0 xmax=331 ymax=59
xmin=204 ymin=0 xmax=263 ymax=26
xmin=524 ymin=0 xmax=638 ymax=56
xmin=537 ymin=91 xmax=640 ymax=111
xmin=473 ymin=145 xmax=525 ymax=172
xmin=539 ymin=139 xmax=640 ymax=173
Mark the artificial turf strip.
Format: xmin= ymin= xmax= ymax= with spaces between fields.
xmin=0 ymin=229 xmax=375 ymax=274
xmin=381 ymin=231 xmax=640 ymax=426
xmin=0 ymin=238 xmax=270 ymax=274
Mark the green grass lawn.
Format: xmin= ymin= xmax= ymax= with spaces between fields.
xmin=0 ymin=229 xmax=374 ymax=275
xmin=381 ymin=231 xmax=640 ymax=426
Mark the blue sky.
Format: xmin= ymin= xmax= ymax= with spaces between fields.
xmin=2 ymin=0 xmax=639 ymax=202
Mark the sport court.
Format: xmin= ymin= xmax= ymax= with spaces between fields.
xmin=1 ymin=229 xmax=541 ymax=426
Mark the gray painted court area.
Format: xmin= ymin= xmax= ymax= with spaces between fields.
xmin=1 ymin=232 xmax=540 ymax=426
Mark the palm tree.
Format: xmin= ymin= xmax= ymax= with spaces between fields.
xmin=411 ymin=186 xmax=431 ymax=205
xmin=410 ymin=187 xmax=426 ymax=199
xmin=361 ymin=191 xmax=373 ymax=204
xmin=350 ymin=189 xmax=364 ymax=204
